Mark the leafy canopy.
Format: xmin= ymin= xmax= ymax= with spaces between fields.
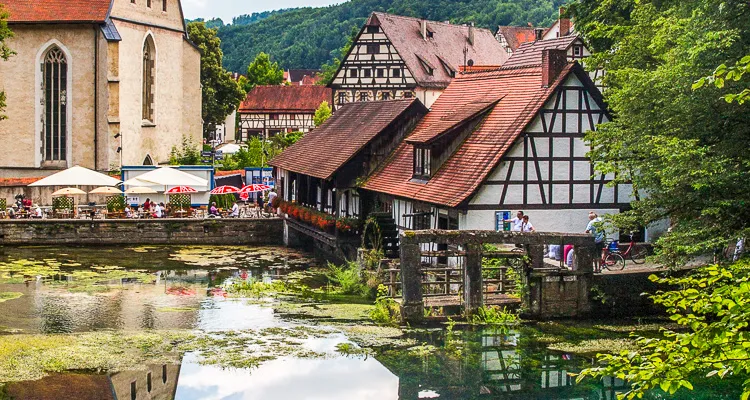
xmin=569 ymin=0 xmax=750 ymax=267
xmin=0 ymin=4 xmax=15 ymax=120
xmin=242 ymin=52 xmax=284 ymax=93
xmin=220 ymin=132 xmax=303 ymax=171
xmin=186 ymin=22 xmax=245 ymax=139
xmin=313 ymin=101 xmax=332 ymax=127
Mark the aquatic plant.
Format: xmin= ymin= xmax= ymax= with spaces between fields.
xmin=325 ymin=261 xmax=369 ymax=297
xmin=0 ymin=292 xmax=22 ymax=303
xmin=468 ymin=306 xmax=519 ymax=325
xmin=369 ymin=285 xmax=400 ymax=326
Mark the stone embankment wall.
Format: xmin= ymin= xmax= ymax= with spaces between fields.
xmin=0 ymin=219 xmax=283 ymax=246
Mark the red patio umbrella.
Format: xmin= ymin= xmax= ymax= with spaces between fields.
xmin=210 ymin=185 xmax=241 ymax=195
xmin=165 ymin=186 xmax=198 ymax=194
xmin=240 ymin=184 xmax=272 ymax=193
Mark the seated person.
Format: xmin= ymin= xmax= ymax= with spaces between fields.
xmin=33 ymin=205 xmax=43 ymax=219
xmin=230 ymin=202 xmax=239 ymax=218
xmin=153 ymin=202 xmax=164 ymax=218
xmin=209 ymin=202 xmax=219 ymax=216
xmin=125 ymin=206 xmax=132 ymax=218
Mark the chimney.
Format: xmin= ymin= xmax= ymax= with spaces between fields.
xmin=542 ymin=49 xmax=568 ymax=87
xmin=559 ymin=7 xmax=571 ymax=36
xmin=421 ymin=20 xmax=428 ymax=40
xmin=468 ymin=23 xmax=475 ymax=46
xmin=534 ymin=28 xmax=544 ymax=41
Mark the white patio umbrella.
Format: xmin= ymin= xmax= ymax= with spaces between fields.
xmin=125 ymin=186 xmax=158 ymax=195
xmin=89 ymin=187 xmax=123 ymax=195
xmin=29 ymin=166 xmax=121 ymax=187
xmin=52 ymin=188 xmax=87 ymax=196
xmin=122 ymin=167 xmax=208 ymax=187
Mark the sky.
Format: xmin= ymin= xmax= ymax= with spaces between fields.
xmin=182 ymin=0 xmax=345 ymax=24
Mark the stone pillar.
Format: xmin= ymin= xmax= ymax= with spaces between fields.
xmin=464 ymin=243 xmax=483 ymax=315
xmin=400 ymin=240 xmax=423 ymax=324
xmin=528 ymin=244 xmax=545 ymax=269
xmin=574 ymin=244 xmax=595 ymax=273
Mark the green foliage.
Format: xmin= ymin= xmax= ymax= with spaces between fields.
xmin=694 ymin=54 xmax=750 ymax=105
xmin=569 ymin=0 xmax=750 ymax=266
xmin=169 ymin=194 xmax=191 ymax=211
xmin=221 ymin=133 xmax=302 ymax=171
xmin=169 ymin=136 xmax=201 ymax=165
xmin=313 ymin=101 xmax=333 ymax=127
xmin=242 ymin=52 xmax=284 ymax=93
xmin=217 ymin=0 xmax=568 ymax=71
xmin=318 ymin=26 xmax=358 ymax=86
xmin=209 ymin=193 xmax=235 ymax=209
xmin=186 ymin=21 xmax=246 ymax=139
xmin=370 ymin=284 xmax=400 ymax=326
xmin=106 ymin=195 xmax=125 ymax=213
xmin=578 ymin=259 xmax=750 ymax=399
xmin=51 ymin=197 xmax=73 ymax=211
xmin=468 ymin=306 xmax=519 ymax=325
xmin=326 ymin=261 xmax=370 ymax=297
xmin=0 ymin=4 xmax=15 ymax=121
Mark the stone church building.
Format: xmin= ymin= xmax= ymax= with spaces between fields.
xmin=0 ymin=0 xmax=202 ymax=177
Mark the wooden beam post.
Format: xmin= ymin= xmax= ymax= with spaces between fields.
xmin=464 ymin=243 xmax=483 ymax=316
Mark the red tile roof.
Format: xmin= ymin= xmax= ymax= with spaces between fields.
xmin=270 ymin=99 xmax=423 ymax=180
xmin=214 ymin=169 xmax=244 ymax=177
xmin=2 ymin=0 xmax=112 ymax=23
xmin=495 ymin=26 xmax=538 ymax=52
xmin=370 ymin=12 xmax=509 ymax=89
xmin=239 ymin=85 xmax=332 ymax=113
xmin=0 ymin=177 xmax=42 ymax=187
xmin=363 ymin=63 xmax=579 ymax=208
xmin=504 ymin=36 xmax=581 ymax=68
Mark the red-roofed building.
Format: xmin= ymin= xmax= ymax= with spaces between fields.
xmin=363 ymin=50 xmax=633 ymax=234
xmin=329 ymin=12 xmax=508 ymax=110
xmin=237 ymin=85 xmax=332 ymax=141
xmin=495 ymin=7 xmax=577 ymax=55
xmin=0 ymin=0 xmax=202 ymax=177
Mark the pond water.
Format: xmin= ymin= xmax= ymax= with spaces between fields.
xmin=0 ymin=246 xmax=741 ymax=400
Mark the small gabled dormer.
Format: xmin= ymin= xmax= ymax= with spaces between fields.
xmin=412 ymin=146 xmax=432 ymax=181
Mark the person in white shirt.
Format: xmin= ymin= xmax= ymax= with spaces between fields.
xmin=34 ymin=205 xmax=43 ymax=219
xmin=505 ymin=211 xmax=525 ymax=232
xmin=230 ymin=202 xmax=240 ymax=218
xmin=154 ymin=203 xmax=163 ymax=218
xmin=521 ymin=215 xmax=536 ymax=232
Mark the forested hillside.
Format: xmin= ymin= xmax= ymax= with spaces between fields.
xmin=216 ymin=0 xmax=568 ymax=72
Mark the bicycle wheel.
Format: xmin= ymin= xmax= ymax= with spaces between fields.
xmin=604 ymin=253 xmax=626 ymax=271
xmin=630 ymin=245 xmax=648 ymax=264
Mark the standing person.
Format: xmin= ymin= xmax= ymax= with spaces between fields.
xmin=504 ymin=211 xmax=525 ymax=232
xmin=268 ymin=189 xmax=278 ymax=212
xmin=230 ymin=201 xmax=240 ymax=218
xmin=257 ymin=194 xmax=265 ymax=214
xmin=586 ymin=212 xmax=606 ymax=271
xmin=153 ymin=202 xmax=163 ymax=218
xmin=521 ymin=215 xmax=536 ymax=232
xmin=143 ymin=199 xmax=151 ymax=212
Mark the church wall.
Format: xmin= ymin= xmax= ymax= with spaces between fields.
xmin=114 ymin=19 xmax=201 ymax=166
xmin=110 ymin=0 xmax=186 ymax=32
xmin=0 ymin=25 xmax=97 ymax=172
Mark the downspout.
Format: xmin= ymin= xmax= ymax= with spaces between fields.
xmin=94 ymin=26 xmax=99 ymax=171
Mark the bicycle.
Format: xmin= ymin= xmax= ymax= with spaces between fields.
xmin=612 ymin=235 xmax=648 ymax=265
xmin=599 ymin=241 xmax=625 ymax=271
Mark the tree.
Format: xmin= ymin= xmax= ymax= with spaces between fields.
xmin=242 ymin=52 xmax=284 ymax=93
xmin=0 ymin=4 xmax=15 ymax=120
xmin=313 ymin=101 xmax=332 ymax=127
xmin=186 ymin=21 xmax=245 ymax=140
xmin=318 ymin=26 xmax=358 ymax=86
xmin=168 ymin=136 xmax=201 ymax=165
xmin=568 ymin=0 xmax=750 ymax=396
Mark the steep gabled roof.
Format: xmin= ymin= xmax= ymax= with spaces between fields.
xmin=495 ymin=26 xmax=537 ymax=52
xmin=2 ymin=0 xmax=112 ymax=24
xmin=364 ymin=63 xmax=581 ymax=208
xmin=239 ymin=85 xmax=332 ymax=113
xmin=270 ymin=99 xmax=421 ymax=180
xmin=287 ymin=69 xmax=321 ymax=83
xmin=370 ymin=12 xmax=509 ymax=89
xmin=504 ymin=36 xmax=581 ymax=68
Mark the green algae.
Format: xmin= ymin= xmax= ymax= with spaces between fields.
xmin=0 ymin=293 xmax=23 ymax=303
xmin=546 ymin=338 xmax=638 ymax=354
xmin=274 ymin=302 xmax=375 ymax=322
xmin=0 ymin=259 xmax=155 ymax=292
xmin=156 ymin=307 xmax=199 ymax=313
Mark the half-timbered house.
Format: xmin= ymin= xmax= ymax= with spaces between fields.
xmin=271 ymin=99 xmax=427 ymax=219
xmin=496 ymin=8 xmax=574 ymax=55
xmin=329 ymin=12 xmax=508 ymax=109
xmin=363 ymin=50 xmax=633 ymax=237
xmin=237 ymin=85 xmax=332 ymax=141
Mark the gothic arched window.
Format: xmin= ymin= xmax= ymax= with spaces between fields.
xmin=42 ymin=46 xmax=68 ymax=162
xmin=142 ymin=36 xmax=156 ymax=123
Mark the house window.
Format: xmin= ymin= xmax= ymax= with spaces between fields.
xmin=349 ymin=69 xmax=358 ymax=78
xmin=162 ymin=0 xmax=167 ymax=12
xmin=403 ymin=91 xmax=413 ymax=99
xmin=363 ymin=69 xmax=371 ymax=78
xmin=381 ymin=92 xmax=390 ymax=100
xmin=142 ymin=35 xmax=156 ymax=123
xmin=162 ymin=365 xmax=167 ymax=383
xmin=377 ymin=69 xmax=385 ymax=78
xmin=289 ymin=114 xmax=295 ymax=120
xmin=359 ymin=92 xmax=369 ymax=102
xmin=366 ymin=44 xmax=380 ymax=54
xmin=412 ymin=203 xmax=432 ymax=230
xmin=337 ymin=92 xmax=347 ymax=105
xmin=392 ymin=69 xmax=401 ymax=78
xmin=42 ymin=46 xmax=68 ymax=162
xmin=269 ymin=114 xmax=279 ymax=120
xmin=131 ymin=0 xmax=135 ymax=3
xmin=147 ymin=373 xmax=152 ymax=392
xmin=573 ymin=45 xmax=582 ymax=57
xmin=130 ymin=382 xmax=137 ymax=400
xmin=366 ymin=26 xmax=379 ymax=34
xmin=427 ymin=30 xmax=434 ymax=39
xmin=147 ymin=0 xmax=151 ymax=7
xmin=413 ymin=147 xmax=431 ymax=178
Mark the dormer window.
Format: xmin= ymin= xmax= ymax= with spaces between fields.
xmin=413 ymin=147 xmax=431 ymax=179
xmin=427 ymin=31 xmax=434 ymax=39
xmin=573 ymin=45 xmax=583 ymax=57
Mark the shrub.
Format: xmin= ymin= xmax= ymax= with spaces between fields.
xmin=468 ymin=305 xmax=519 ymax=325
xmin=370 ymin=284 xmax=400 ymax=326
xmin=325 ymin=261 xmax=368 ymax=297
